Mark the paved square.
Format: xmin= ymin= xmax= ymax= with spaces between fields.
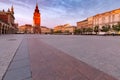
xmin=37 ymin=35 xmax=120 ymax=79
xmin=1 ymin=34 xmax=120 ymax=80
xmin=0 ymin=35 xmax=24 ymax=80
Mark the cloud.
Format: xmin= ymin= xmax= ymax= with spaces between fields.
xmin=1 ymin=0 xmax=120 ymax=28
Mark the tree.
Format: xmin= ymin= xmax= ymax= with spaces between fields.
xmin=54 ymin=30 xmax=62 ymax=33
xmin=94 ymin=25 xmax=99 ymax=34
xmin=74 ymin=29 xmax=82 ymax=35
xmin=65 ymin=30 xmax=69 ymax=33
xmin=82 ymin=28 xmax=87 ymax=34
xmin=112 ymin=23 xmax=120 ymax=32
xmin=86 ymin=27 xmax=93 ymax=34
xmin=101 ymin=25 xmax=110 ymax=32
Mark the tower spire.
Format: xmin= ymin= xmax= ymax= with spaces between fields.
xmin=36 ymin=0 xmax=38 ymax=8
xmin=11 ymin=5 xmax=14 ymax=14
xmin=8 ymin=8 xmax=10 ymax=12
xmin=35 ymin=2 xmax=39 ymax=13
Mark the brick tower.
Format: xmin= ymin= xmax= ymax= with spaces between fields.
xmin=33 ymin=3 xmax=41 ymax=34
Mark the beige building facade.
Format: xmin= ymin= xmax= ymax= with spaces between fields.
xmin=77 ymin=20 xmax=88 ymax=29
xmin=77 ymin=8 xmax=120 ymax=30
xmin=54 ymin=25 xmax=63 ymax=32
xmin=64 ymin=26 xmax=76 ymax=33
xmin=88 ymin=17 xmax=93 ymax=28
xmin=54 ymin=24 xmax=76 ymax=34
xmin=18 ymin=25 xmax=51 ymax=34
xmin=93 ymin=9 xmax=120 ymax=29
xmin=18 ymin=24 xmax=33 ymax=33
xmin=41 ymin=26 xmax=51 ymax=34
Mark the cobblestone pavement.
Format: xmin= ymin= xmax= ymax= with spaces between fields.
xmin=37 ymin=35 xmax=120 ymax=80
xmin=0 ymin=35 xmax=24 ymax=80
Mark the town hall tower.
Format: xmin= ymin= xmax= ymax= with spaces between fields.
xmin=33 ymin=3 xmax=41 ymax=34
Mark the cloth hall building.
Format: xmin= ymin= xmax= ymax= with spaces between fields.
xmin=0 ymin=6 xmax=18 ymax=34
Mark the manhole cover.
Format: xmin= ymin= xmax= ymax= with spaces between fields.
xmin=8 ymin=39 xmax=17 ymax=41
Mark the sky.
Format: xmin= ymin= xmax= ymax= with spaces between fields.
xmin=0 ymin=0 xmax=120 ymax=28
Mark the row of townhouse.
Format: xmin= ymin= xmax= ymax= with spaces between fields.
xmin=77 ymin=8 xmax=120 ymax=31
xmin=54 ymin=24 xmax=76 ymax=34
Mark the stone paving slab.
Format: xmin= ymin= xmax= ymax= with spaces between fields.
xmin=0 ymin=35 xmax=24 ymax=80
xmin=1 ymin=34 xmax=120 ymax=80
xmin=3 ymin=38 xmax=32 ymax=80
xmin=38 ymin=35 xmax=120 ymax=80
xmin=28 ymin=38 xmax=117 ymax=80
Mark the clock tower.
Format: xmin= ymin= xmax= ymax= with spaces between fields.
xmin=33 ymin=3 xmax=41 ymax=34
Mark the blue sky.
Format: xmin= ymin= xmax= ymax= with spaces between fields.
xmin=0 ymin=0 xmax=120 ymax=28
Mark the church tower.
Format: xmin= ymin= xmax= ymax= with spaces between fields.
xmin=33 ymin=3 xmax=41 ymax=34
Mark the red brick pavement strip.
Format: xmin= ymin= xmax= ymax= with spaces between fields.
xmin=28 ymin=38 xmax=117 ymax=80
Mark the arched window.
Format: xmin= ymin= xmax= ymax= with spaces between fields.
xmin=0 ymin=23 xmax=1 ymax=29
xmin=0 ymin=23 xmax=1 ymax=34
xmin=2 ymin=25 xmax=4 ymax=34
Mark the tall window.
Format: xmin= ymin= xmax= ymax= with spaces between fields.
xmin=102 ymin=17 xmax=105 ymax=24
xmin=97 ymin=18 xmax=99 ymax=25
xmin=119 ymin=14 xmax=120 ymax=21
xmin=112 ymin=15 xmax=115 ymax=22
xmin=0 ymin=23 xmax=1 ymax=34
xmin=109 ymin=15 xmax=111 ymax=23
